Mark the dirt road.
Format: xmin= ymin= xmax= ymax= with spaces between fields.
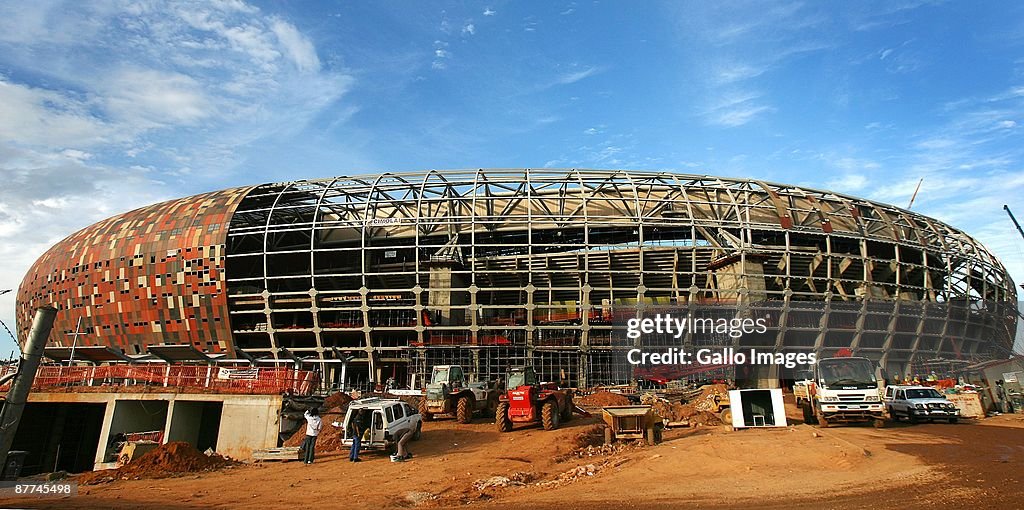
xmin=3 ymin=411 xmax=1023 ymax=509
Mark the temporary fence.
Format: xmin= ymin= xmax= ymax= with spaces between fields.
xmin=0 ymin=364 xmax=318 ymax=396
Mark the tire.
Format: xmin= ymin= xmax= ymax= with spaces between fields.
xmin=456 ymin=395 xmax=473 ymax=424
xmin=561 ymin=394 xmax=574 ymax=422
xmin=542 ymin=400 xmax=560 ymax=430
xmin=908 ymin=412 xmax=918 ymax=425
xmin=496 ymin=402 xmax=512 ymax=432
xmin=719 ymin=408 xmax=733 ymax=425
xmin=948 ymin=417 xmax=958 ymax=424
xmin=412 ymin=421 xmax=422 ymax=441
xmin=418 ymin=399 xmax=434 ymax=422
xmin=873 ymin=418 xmax=886 ymax=428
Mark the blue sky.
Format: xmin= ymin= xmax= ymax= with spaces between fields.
xmin=1 ymin=1 xmax=1024 ymax=354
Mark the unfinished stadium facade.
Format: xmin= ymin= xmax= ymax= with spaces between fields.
xmin=18 ymin=169 xmax=1018 ymax=389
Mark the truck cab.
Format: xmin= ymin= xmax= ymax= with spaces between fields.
xmin=803 ymin=356 xmax=885 ymax=428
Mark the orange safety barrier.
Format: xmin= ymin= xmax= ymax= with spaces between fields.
xmin=0 ymin=364 xmax=318 ymax=396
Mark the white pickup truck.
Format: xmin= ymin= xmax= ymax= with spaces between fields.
xmin=884 ymin=385 xmax=960 ymax=424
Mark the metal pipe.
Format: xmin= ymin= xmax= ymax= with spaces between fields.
xmin=0 ymin=306 xmax=57 ymax=472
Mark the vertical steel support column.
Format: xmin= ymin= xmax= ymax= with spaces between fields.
xmin=0 ymin=306 xmax=57 ymax=471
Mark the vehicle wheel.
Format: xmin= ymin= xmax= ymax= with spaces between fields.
xmin=484 ymin=394 xmax=499 ymax=418
xmin=719 ymin=408 xmax=733 ymax=425
xmin=496 ymin=402 xmax=512 ymax=432
xmin=418 ymin=399 xmax=433 ymax=422
xmin=948 ymin=417 xmax=958 ymax=424
xmin=908 ymin=412 xmax=918 ymax=425
xmin=561 ymin=394 xmax=574 ymax=422
xmin=542 ymin=400 xmax=560 ymax=430
xmin=873 ymin=418 xmax=886 ymax=428
xmin=456 ymin=396 xmax=473 ymax=423
xmin=412 ymin=421 xmax=422 ymax=441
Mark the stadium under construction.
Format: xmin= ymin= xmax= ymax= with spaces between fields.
xmin=16 ymin=169 xmax=1018 ymax=390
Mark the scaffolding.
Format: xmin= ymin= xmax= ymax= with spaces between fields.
xmin=47 ymin=168 xmax=1010 ymax=389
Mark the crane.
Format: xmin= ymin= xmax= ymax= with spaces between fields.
xmin=1006 ymin=205 xmax=1024 ymax=242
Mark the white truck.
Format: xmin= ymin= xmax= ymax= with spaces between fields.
xmin=341 ymin=398 xmax=422 ymax=451
xmin=799 ymin=356 xmax=886 ymax=428
xmin=418 ymin=365 xmax=499 ymax=423
xmin=884 ymin=385 xmax=960 ymax=424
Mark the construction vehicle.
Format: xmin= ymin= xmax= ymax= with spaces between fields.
xmin=800 ymin=356 xmax=886 ymax=428
xmin=495 ymin=366 xmax=575 ymax=432
xmin=601 ymin=405 xmax=663 ymax=444
xmin=418 ymin=365 xmax=499 ymax=423
xmin=108 ymin=430 xmax=163 ymax=465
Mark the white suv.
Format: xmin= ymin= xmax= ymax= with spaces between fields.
xmin=342 ymin=398 xmax=423 ymax=451
xmin=884 ymin=385 xmax=960 ymax=424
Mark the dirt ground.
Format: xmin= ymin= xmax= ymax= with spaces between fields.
xmin=3 ymin=401 xmax=1024 ymax=510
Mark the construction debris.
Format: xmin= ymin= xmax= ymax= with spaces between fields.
xmin=640 ymin=384 xmax=730 ymax=426
xmin=473 ymin=472 xmax=535 ymax=491
xmin=79 ymin=442 xmax=238 ymax=484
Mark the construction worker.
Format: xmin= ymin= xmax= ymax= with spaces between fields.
xmin=390 ymin=428 xmax=414 ymax=462
xmin=349 ymin=408 xmax=369 ymax=462
xmin=302 ymin=406 xmax=322 ymax=465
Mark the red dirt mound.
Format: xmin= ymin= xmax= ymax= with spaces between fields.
xmin=284 ymin=406 xmax=348 ymax=452
xmin=575 ymin=390 xmax=631 ymax=408
xmin=323 ymin=391 xmax=354 ymax=409
xmin=79 ymin=442 xmax=238 ymax=484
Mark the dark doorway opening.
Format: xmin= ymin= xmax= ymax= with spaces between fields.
xmin=11 ymin=403 xmax=105 ymax=475
xmin=167 ymin=401 xmax=223 ymax=452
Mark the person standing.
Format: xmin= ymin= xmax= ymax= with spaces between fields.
xmin=349 ymin=409 xmax=368 ymax=462
xmin=996 ymin=380 xmax=1012 ymax=413
xmin=301 ymin=406 xmax=322 ymax=465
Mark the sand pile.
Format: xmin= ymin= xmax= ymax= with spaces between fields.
xmin=79 ymin=442 xmax=237 ymax=484
xmin=575 ymin=390 xmax=631 ymax=408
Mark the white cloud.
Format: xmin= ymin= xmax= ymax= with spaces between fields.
xmin=555 ymin=66 xmax=602 ymax=85
xmin=462 ymin=23 xmax=475 ymax=35
xmin=102 ymin=68 xmax=212 ymax=127
xmin=270 ymin=18 xmax=321 ymax=73
xmin=827 ymin=173 xmax=869 ymax=192
xmin=483 ymin=8 xmax=495 ymax=16
xmin=0 ymin=1 xmax=355 ymax=348
xmin=0 ymin=79 xmax=116 ymax=147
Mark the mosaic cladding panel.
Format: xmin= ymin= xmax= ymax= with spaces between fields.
xmin=16 ymin=187 xmax=252 ymax=354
